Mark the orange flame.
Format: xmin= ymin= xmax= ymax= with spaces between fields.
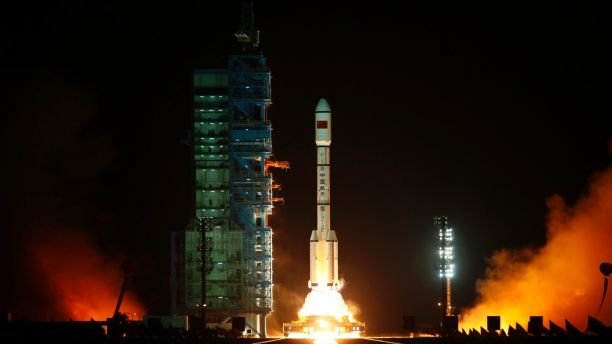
xmin=27 ymin=227 xmax=146 ymax=321
xmin=298 ymin=287 xmax=356 ymax=322
xmin=265 ymin=160 xmax=290 ymax=172
xmin=285 ymin=282 xmax=363 ymax=340
xmin=460 ymin=167 xmax=612 ymax=331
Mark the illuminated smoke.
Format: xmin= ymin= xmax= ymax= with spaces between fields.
xmin=287 ymin=279 xmax=363 ymax=340
xmin=461 ymin=167 xmax=612 ymax=330
xmin=299 ymin=287 xmax=355 ymax=322
xmin=26 ymin=226 xmax=146 ymax=321
xmin=267 ymin=284 xmax=306 ymax=337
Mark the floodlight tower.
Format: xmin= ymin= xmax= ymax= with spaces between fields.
xmin=435 ymin=216 xmax=454 ymax=316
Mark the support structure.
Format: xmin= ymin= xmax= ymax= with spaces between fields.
xmin=171 ymin=3 xmax=287 ymax=337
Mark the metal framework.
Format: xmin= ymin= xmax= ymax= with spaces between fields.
xmin=170 ymin=48 xmax=287 ymax=337
xmin=171 ymin=3 xmax=288 ymax=337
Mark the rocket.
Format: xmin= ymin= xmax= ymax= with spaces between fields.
xmin=309 ymin=98 xmax=339 ymax=289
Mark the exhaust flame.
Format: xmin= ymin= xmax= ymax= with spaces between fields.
xmin=299 ymin=287 xmax=355 ymax=322
xmin=285 ymin=282 xmax=363 ymax=341
xmin=460 ymin=167 xmax=612 ymax=331
xmin=27 ymin=227 xmax=146 ymax=320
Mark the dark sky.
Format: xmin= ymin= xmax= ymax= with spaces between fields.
xmin=1 ymin=1 xmax=610 ymax=335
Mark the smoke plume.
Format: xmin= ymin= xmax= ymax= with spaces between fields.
xmin=21 ymin=224 xmax=146 ymax=320
xmin=267 ymin=284 xmax=307 ymax=337
xmin=0 ymin=71 xmax=146 ymax=320
xmin=460 ymin=167 xmax=612 ymax=330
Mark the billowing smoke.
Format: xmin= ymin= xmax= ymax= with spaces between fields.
xmin=24 ymin=225 xmax=146 ymax=320
xmin=297 ymin=279 xmax=360 ymax=323
xmin=460 ymin=167 xmax=612 ymax=330
xmin=0 ymin=71 xmax=146 ymax=320
xmin=266 ymin=284 xmax=307 ymax=337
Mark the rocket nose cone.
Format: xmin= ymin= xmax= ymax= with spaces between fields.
xmin=315 ymin=98 xmax=331 ymax=113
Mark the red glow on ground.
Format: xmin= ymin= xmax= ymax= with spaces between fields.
xmin=27 ymin=228 xmax=146 ymax=321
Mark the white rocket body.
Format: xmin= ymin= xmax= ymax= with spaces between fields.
xmin=309 ymin=98 xmax=339 ymax=289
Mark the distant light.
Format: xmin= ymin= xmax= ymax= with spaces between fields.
xmin=438 ymin=220 xmax=454 ymax=279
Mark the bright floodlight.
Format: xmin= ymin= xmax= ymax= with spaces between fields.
xmin=434 ymin=216 xmax=454 ymax=316
xmin=436 ymin=217 xmax=454 ymax=279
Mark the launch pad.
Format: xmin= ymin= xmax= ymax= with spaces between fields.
xmin=282 ymin=315 xmax=365 ymax=338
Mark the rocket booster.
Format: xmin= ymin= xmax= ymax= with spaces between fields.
xmin=309 ymin=98 xmax=339 ymax=289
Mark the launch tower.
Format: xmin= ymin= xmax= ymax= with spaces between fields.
xmin=171 ymin=2 xmax=287 ymax=337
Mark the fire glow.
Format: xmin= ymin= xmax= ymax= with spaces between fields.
xmin=286 ymin=284 xmax=363 ymax=341
xmin=460 ymin=167 xmax=612 ymax=331
xmin=299 ymin=285 xmax=355 ymax=321
xmin=28 ymin=227 xmax=146 ymax=321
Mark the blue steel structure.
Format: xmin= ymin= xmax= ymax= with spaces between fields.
xmin=170 ymin=3 xmax=286 ymax=337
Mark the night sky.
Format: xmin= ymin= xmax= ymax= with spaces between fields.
xmin=1 ymin=1 xmax=611 ymax=335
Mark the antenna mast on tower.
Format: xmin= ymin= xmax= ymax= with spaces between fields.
xmin=234 ymin=0 xmax=260 ymax=50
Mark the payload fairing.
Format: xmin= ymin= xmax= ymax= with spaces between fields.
xmin=309 ymin=98 xmax=339 ymax=289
